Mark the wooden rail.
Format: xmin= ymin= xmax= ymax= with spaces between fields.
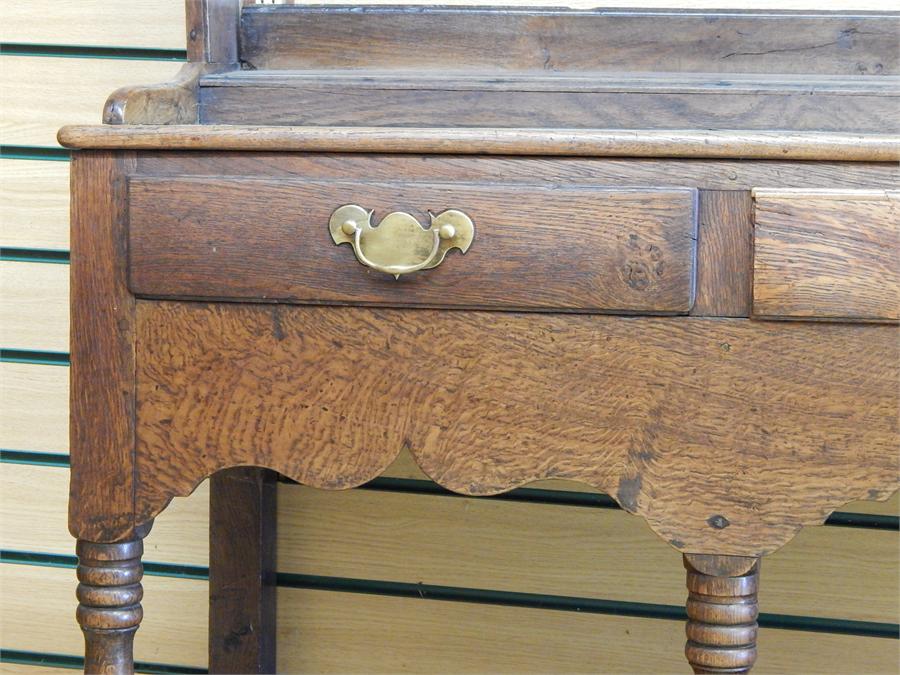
xmin=58 ymin=125 xmax=900 ymax=161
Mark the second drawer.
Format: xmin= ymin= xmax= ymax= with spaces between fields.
xmin=127 ymin=175 xmax=697 ymax=313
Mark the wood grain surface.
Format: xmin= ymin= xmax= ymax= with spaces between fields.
xmin=128 ymin=176 xmax=697 ymax=313
xmin=8 ymin=3 xmax=900 ymax=672
xmin=57 ymin=126 xmax=900 ymax=161
xmin=208 ymin=467 xmax=277 ymax=674
xmin=134 ymin=302 xmax=898 ymax=556
xmin=239 ymin=6 xmax=900 ymax=76
xmin=753 ymin=190 xmax=899 ymax=322
xmin=185 ymin=0 xmax=239 ymax=64
xmin=68 ymin=152 xmax=136 ymax=543
xmin=4 ymin=363 xmax=895 ymax=515
xmin=692 ymin=191 xmax=753 ymax=317
xmin=199 ymin=73 xmax=900 ymax=132
xmin=103 ymin=63 xmax=216 ymax=126
xmin=135 ymin=152 xmax=900 ymax=191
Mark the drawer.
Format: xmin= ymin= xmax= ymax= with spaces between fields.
xmin=752 ymin=189 xmax=899 ymax=322
xmin=127 ymin=176 xmax=697 ymax=314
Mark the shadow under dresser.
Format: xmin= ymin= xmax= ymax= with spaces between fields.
xmin=58 ymin=2 xmax=898 ymax=673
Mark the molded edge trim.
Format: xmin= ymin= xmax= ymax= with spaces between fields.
xmin=57 ymin=126 xmax=900 ymax=162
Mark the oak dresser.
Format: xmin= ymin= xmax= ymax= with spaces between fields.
xmin=58 ymin=2 xmax=899 ymax=673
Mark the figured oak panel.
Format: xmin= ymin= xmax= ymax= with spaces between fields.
xmin=753 ymin=190 xmax=899 ymax=322
xmin=135 ymin=302 xmax=898 ymax=556
xmin=128 ymin=177 xmax=697 ymax=314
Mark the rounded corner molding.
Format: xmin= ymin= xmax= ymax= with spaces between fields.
xmin=329 ymin=204 xmax=475 ymax=278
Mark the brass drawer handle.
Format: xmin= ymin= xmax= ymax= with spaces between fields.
xmin=330 ymin=204 xmax=474 ymax=278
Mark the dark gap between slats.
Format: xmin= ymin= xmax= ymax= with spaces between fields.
xmin=0 ymin=145 xmax=70 ymax=161
xmin=0 ymin=649 xmax=206 ymax=675
xmin=1 ymin=43 xmax=186 ymax=61
xmin=0 ymin=349 xmax=70 ymax=366
xmin=1 ymin=248 xmax=70 ymax=264
xmin=1 ymin=449 xmax=896 ymax=530
xmin=2 ymin=550 xmax=897 ymax=640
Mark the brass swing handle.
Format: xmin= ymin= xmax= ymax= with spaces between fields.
xmin=329 ymin=204 xmax=475 ymax=278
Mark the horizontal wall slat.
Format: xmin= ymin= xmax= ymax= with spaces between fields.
xmin=1 ymin=563 xmax=207 ymax=668
xmin=0 ymin=363 xmax=68 ymax=452
xmin=0 ymin=463 xmax=209 ymax=567
xmin=3 ymin=462 xmax=898 ymax=624
xmin=0 ymin=159 xmax=69 ymax=250
xmin=2 ymin=562 xmax=898 ymax=674
xmin=0 ymin=56 xmax=180 ymax=147
xmin=0 ymin=663 xmax=75 ymax=675
xmin=0 ymin=261 xmax=68 ymax=352
xmin=0 ymin=1 xmax=186 ymax=50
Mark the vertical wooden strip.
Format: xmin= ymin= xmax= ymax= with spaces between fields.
xmin=186 ymin=0 xmax=240 ymax=64
xmin=68 ymin=151 xmax=137 ymax=543
xmin=691 ymin=190 xmax=753 ymax=317
xmin=209 ymin=467 xmax=278 ymax=674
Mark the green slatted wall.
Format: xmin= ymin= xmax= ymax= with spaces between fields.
xmin=1 ymin=2 xmax=898 ymax=673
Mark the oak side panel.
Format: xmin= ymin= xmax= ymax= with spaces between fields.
xmin=753 ymin=190 xmax=899 ymax=322
xmin=134 ymin=303 xmax=899 ymax=556
xmin=69 ymin=152 xmax=137 ymax=542
xmin=692 ymin=190 xmax=753 ymax=317
xmin=128 ymin=177 xmax=697 ymax=314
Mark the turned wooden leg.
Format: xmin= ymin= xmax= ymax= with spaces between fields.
xmin=684 ymin=553 xmax=760 ymax=674
xmin=76 ymin=536 xmax=145 ymax=675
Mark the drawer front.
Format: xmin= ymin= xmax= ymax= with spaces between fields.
xmin=752 ymin=190 xmax=899 ymax=322
xmin=127 ymin=176 xmax=697 ymax=313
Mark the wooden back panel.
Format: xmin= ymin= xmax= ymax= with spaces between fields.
xmin=239 ymin=6 xmax=900 ymax=76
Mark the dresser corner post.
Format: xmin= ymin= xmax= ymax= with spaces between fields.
xmin=683 ymin=553 xmax=760 ymax=674
xmin=75 ymin=526 xmax=150 ymax=675
xmin=68 ymin=149 xmax=141 ymax=675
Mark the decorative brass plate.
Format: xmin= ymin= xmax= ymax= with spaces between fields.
xmin=329 ymin=205 xmax=475 ymax=278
